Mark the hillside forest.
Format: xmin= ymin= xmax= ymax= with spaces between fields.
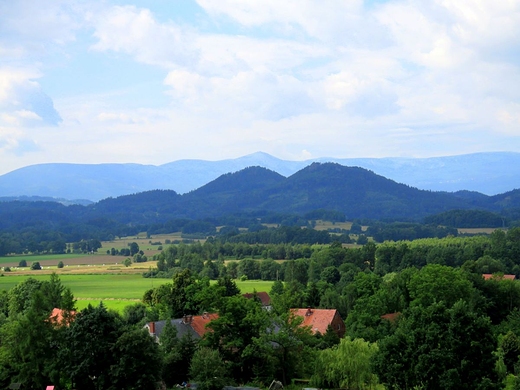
xmin=2 ymin=228 xmax=520 ymax=389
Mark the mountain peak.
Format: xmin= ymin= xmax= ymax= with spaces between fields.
xmin=1 ymin=151 xmax=520 ymax=201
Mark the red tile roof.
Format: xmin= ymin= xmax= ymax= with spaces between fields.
xmin=243 ymin=291 xmax=271 ymax=306
xmin=482 ymin=274 xmax=516 ymax=280
xmin=189 ymin=313 xmax=219 ymax=337
xmin=291 ymin=308 xmax=340 ymax=335
xmin=49 ymin=308 xmax=76 ymax=326
xmin=381 ymin=312 xmax=401 ymax=323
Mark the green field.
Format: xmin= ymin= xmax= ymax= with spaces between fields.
xmin=0 ymin=274 xmax=167 ymax=299
xmin=0 ymin=274 xmax=274 ymax=312
xmin=75 ymin=299 xmax=137 ymax=313
xmin=0 ymin=253 xmax=89 ymax=265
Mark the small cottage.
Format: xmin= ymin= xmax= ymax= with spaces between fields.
xmin=291 ymin=308 xmax=345 ymax=338
xmin=146 ymin=313 xmax=218 ymax=342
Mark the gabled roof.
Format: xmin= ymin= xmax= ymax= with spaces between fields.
xmin=291 ymin=308 xmax=341 ymax=335
xmin=482 ymin=274 xmax=516 ymax=280
xmin=49 ymin=308 xmax=76 ymax=326
xmin=148 ymin=313 xmax=218 ymax=340
xmin=190 ymin=313 xmax=219 ymax=337
xmin=243 ymin=291 xmax=271 ymax=306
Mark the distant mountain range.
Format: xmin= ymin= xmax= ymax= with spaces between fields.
xmin=2 ymin=163 xmax=520 ymax=234
xmin=1 ymin=151 xmax=520 ymax=202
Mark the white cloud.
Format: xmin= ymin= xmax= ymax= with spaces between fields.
xmin=0 ymin=0 xmax=87 ymax=53
xmin=90 ymin=5 xmax=196 ymax=69
xmin=0 ymin=68 xmax=62 ymax=127
xmin=2 ymin=0 xmax=520 ymax=176
xmin=196 ymin=0 xmax=364 ymax=42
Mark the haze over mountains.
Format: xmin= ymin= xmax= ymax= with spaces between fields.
xmin=1 ymin=151 xmax=520 ymax=202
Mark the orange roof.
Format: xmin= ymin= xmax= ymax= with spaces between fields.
xmin=482 ymin=274 xmax=516 ymax=280
xmin=291 ymin=308 xmax=339 ymax=335
xmin=243 ymin=291 xmax=271 ymax=306
xmin=190 ymin=313 xmax=218 ymax=337
xmin=49 ymin=308 xmax=76 ymax=326
xmin=381 ymin=312 xmax=401 ymax=323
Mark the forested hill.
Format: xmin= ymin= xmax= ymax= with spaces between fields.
xmin=2 ymin=151 xmax=520 ymax=200
xmin=1 ymin=163 xmax=520 ymax=234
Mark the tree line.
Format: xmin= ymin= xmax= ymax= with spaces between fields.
xmin=148 ymin=228 xmax=520 ymax=283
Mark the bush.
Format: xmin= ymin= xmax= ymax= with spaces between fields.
xmin=18 ymin=259 xmax=27 ymax=267
xmin=31 ymin=262 xmax=42 ymax=270
xmin=57 ymin=261 xmax=64 ymax=269
xmin=3 ymin=267 xmax=11 ymax=272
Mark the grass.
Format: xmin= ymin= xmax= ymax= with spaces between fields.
xmin=75 ymin=299 xmax=137 ymax=313
xmin=458 ymin=228 xmax=503 ymax=234
xmin=0 ymin=253 xmax=89 ymax=265
xmin=0 ymin=273 xmax=275 ymax=312
xmin=101 ymin=233 xmax=185 ymax=251
xmin=235 ymin=280 xmax=274 ymax=293
xmin=0 ymin=274 xmax=168 ymax=299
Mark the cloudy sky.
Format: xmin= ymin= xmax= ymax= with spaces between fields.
xmin=1 ymin=0 xmax=520 ymax=175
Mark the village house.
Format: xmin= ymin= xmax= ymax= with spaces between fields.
xmin=49 ymin=308 xmax=76 ymax=326
xmin=482 ymin=273 xmax=516 ymax=280
xmin=145 ymin=313 xmax=218 ymax=342
xmin=381 ymin=312 xmax=401 ymax=323
xmin=242 ymin=291 xmax=272 ymax=310
xmin=291 ymin=308 xmax=345 ymax=338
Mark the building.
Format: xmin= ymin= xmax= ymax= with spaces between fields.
xmin=49 ymin=308 xmax=76 ymax=326
xmin=145 ymin=313 xmax=218 ymax=342
xmin=381 ymin=312 xmax=401 ymax=323
xmin=243 ymin=291 xmax=271 ymax=310
xmin=291 ymin=308 xmax=345 ymax=338
xmin=482 ymin=273 xmax=516 ymax=280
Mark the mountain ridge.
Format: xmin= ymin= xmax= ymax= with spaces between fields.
xmin=1 ymin=151 xmax=520 ymax=201
xmin=2 ymin=163 xmax=520 ymax=235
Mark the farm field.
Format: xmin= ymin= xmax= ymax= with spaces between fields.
xmin=0 ymin=273 xmax=275 ymax=312
xmin=313 ymin=220 xmax=353 ymax=231
xmin=458 ymin=227 xmax=505 ymax=234
xmin=0 ymin=232 xmax=185 ymax=268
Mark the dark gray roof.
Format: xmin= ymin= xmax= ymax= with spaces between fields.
xmin=153 ymin=318 xmax=201 ymax=340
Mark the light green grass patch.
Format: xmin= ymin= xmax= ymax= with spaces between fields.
xmin=75 ymin=299 xmax=136 ymax=313
xmin=235 ymin=280 xmax=274 ymax=294
xmin=0 ymin=274 xmax=274 ymax=300
xmin=0 ymin=253 xmax=89 ymax=265
xmin=0 ymin=274 xmax=171 ymax=299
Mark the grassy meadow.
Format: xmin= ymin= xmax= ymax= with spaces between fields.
xmin=0 ymin=271 xmax=275 ymax=312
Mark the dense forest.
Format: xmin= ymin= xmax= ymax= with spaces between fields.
xmin=3 ymin=229 xmax=520 ymax=388
xmin=1 ymin=164 xmax=520 ymax=249
xmin=1 ymin=162 xmax=520 ymax=260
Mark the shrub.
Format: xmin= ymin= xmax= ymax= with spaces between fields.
xmin=3 ymin=267 xmax=11 ymax=272
xmin=18 ymin=259 xmax=27 ymax=267
xmin=57 ymin=261 xmax=64 ymax=269
xmin=31 ymin=262 xmax=42 ymax=270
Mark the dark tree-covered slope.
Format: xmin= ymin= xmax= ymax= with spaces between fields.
xmin=181 ymin=166 xmax=286 ymax=218
xmin=2 ymin=163 xmax=520 ymax=235
xmin=254 ymin=163 xmax=469 ymax=219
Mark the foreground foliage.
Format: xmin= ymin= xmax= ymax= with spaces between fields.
xmin=3 ymin=228 xmax=520 ymax=388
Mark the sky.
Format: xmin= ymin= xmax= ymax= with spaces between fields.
xmin=1 ymin=0 xmax=520 ymax=175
